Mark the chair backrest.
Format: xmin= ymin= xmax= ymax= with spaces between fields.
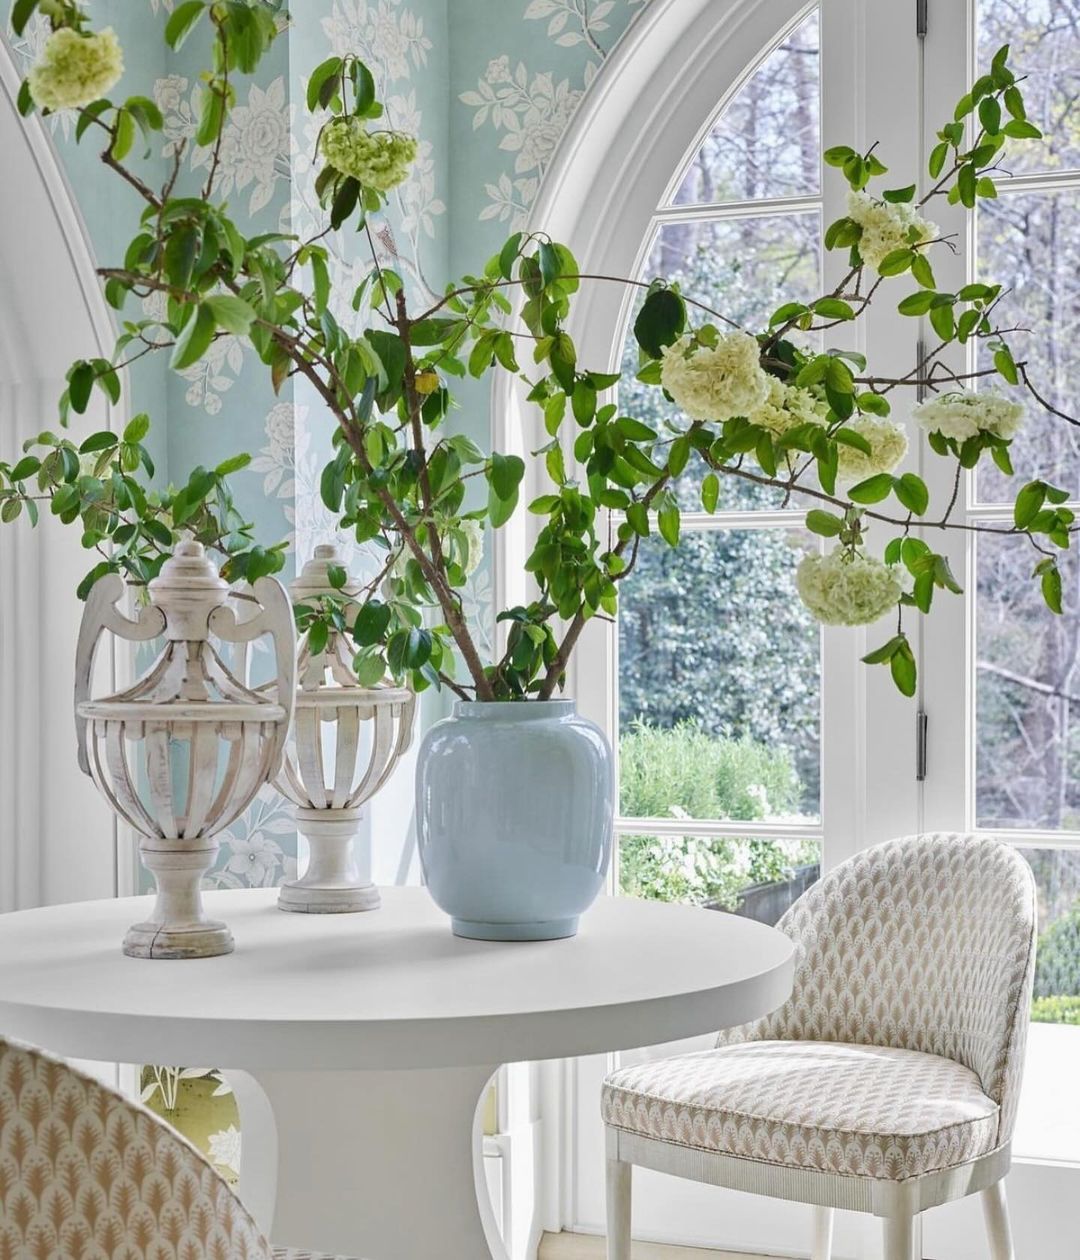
xmin=0 ymin=1034 xmax=273 ymax=1260
xmin=720 ymin=832 xmax=1038 ymax=1141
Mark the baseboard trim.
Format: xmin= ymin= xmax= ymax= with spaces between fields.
xmin=538 ymin=1232 xmax=775 ymax=1260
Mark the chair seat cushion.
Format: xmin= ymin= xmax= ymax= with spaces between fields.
xmin=602 ymin=1041 xmax=1000 ymax=1180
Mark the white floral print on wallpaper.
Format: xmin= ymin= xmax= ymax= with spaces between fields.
xmin=461 ymin=0 xmax=644 ymax=229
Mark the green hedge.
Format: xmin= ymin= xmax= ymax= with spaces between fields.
xmin=618 ymin=722 xmax=814 ymax=907
xmin=1030 ymin=995 xmax=1080 ymax=1025
xmin=1034 ymin=903 xmax=1080 ymax=999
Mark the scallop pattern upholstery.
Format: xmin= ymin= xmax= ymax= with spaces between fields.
xmin=0 ymin=1035 xmax=363 ymax=1260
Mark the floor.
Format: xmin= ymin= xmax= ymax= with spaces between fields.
xmin=539 ymin=1233 xmax=764 ymax=1259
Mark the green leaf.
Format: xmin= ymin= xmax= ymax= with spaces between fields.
xmin=326 ymin=563 xmax=348 ymax=590
xmin=110 ymin=109 xmax=136 ymax=162
xmin=878 ymin=248 xmax=915 ymax=276
xmin=911 ymin=253 xmax=936 ymax=289
xmin=215 ymin=452 xmax=250 ymax=476
xmin=10 ymin=0 xmax=40 ymax=37
xmin=823 ymin=145 xmax=856 ymax=167
xmin=929 ymin=301 xmax=955 ymax=342
xmin=498 ymin=232 xmax=522 ymax=281
xmin=165 ymin=1 xmax=206 ymax=49
xmin=354 ymin=599 xmax=392 ymax=646
xmin=1041 ymin=564 xmax=1064 ymax=615
xmin=170 ymin=303 xmax=217 ymax=371
xmin=633 ymin=288 xmax=685 ymax=359
xmin=812 ymin=297 xmax=855 ymax=320
xmin=701 ymin=473 xmax=719 ymax=514
xmin=538 ymin=240 xmax=560 ymax=288
xmin=978 ymin=96 xmax=1002 ymax=134
xmin=1014 ymin=480 xmax=1046 ymax=529
xmin=626 ymin=502 xmax=649 ymax=537
xmin=897 ymin=290 xmax=938 ymax=316
xmin=490 ymin=452 xmax=525 ymax=501
xmin=994 ymin=346 xmax=1019 ymax=385
xmin=123 ymin=414 xmax=150 ymax=443
xmin=882 ymin=184 xmax=917 ymax=203
xmin=890 ymin=644 xmax=917 ymax=696
xmin=307 ymin=619 xmax=329 ymax=657
xmin=206 ymin=294 xmax=256 ymax=334
xmin=894 ymin=472 xmax=929 ymax=516
xmin=1003 ymin=119 xmax=1043 ymax=140
xmin=307 ymin=56 xmax=343 ymax=111
xmin=862 ymin=634 xmax=905 ymax=665
xmin=847 ymin=473 xmax=895 ymax=504
xmin=657 ymin=498 xmax=680 ymax=546
xmin=806 ymin=509 xmax=844 ymax=537
xmin=352 ymin=60 xmax=377 ymax=115
xmin=928 ymin=141 xmax=949 ymax=179
xmin=68 ymin=362 xmax=95 ymax=415
xmin=1003 ymin=85 xmax=1026 ymax=120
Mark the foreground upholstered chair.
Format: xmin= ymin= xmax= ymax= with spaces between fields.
xmin=602 ymin=833 xmax=1038 ymax=1260
xmin=0 ymin=1034 xmax=360 ymax=1260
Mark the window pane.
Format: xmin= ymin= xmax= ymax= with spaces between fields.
xmin=978 ymin=0 xmax=1080 ymax=177
xmin=618 ymin=529 xmax=821 ymax=821
xmin=619 ymin=833 xmax=820 ymax=924
xmin=1013 ymin=846 xmax=1080 ymax=1163
xmin=974 ymin=190 xmax=1080 ymax=502
xmin=671 ymin=9 xmax=820 ymax=205
xmin=622 ymin=213 xmax=822 ymax=511
xmin=976 ymin=532 xmax=1080 ymax=829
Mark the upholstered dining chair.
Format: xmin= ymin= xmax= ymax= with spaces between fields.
xmin=0 ymin=1034 xmax=361 ymax=1260
xmin=602 ymin=832 xmax=1038 ymax=1260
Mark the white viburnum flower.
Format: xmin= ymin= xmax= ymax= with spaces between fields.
xmin=28 ymin=27 xmax=123 ymax=112
xmin=836 ymin=415 xmax=909 ymax=484
xmin=660 ymin=331 xmax=770 ymax=423
xmin=847 ymin=190 xmax=936 ymax=272
xmin=796 ymin=547 xmax=904 ymax=626
xmin=457 ymin=518 xmax=484 ymax=577
xmin=911 ymin=391 xmax=1024 ymax=443
xmin=748 ymin=376 xmax=828 ymax=438
xmin=319 ymin=118 xmax=417 ymax=191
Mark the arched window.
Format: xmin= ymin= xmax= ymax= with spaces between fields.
xmin=505 ymin=0 xmax=1080 ymax=1251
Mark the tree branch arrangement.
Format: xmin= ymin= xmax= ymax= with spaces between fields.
xmin=2 ymin=1 xmax=1071 ymax=699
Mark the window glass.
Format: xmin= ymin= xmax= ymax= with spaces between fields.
xmin=618 ymin=529 xmax=821 ymax=821
xmin=671 ymin=9 xmax=820 ymax=205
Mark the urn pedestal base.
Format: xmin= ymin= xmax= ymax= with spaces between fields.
xmin=277 ymin=807 xmax=380 ymax=915
xmin=124 ymin=838 xmax=235 ymax=959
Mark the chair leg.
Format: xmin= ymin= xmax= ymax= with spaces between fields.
xmin=981 ymin=1181 xmax=1014 ymax=1260
xmin=605 ymin=1156 xmax=632 ymax=1260
xmin=811 ymin=1205 xmax=834 ymax=1260
xmin=882 ymin=1212 xmax=915 ymax=1260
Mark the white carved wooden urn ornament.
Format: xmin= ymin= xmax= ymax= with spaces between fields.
xmin=275 ymin=545 xmax=416 ymax=913
xmin=74 ymin=540 xmax=296 ymax=958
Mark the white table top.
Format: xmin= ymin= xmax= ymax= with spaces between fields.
xmin=0 ymin=888 xmax=794 ymax=1070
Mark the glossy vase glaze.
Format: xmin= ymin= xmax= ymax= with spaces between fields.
xmin=416 ymin=699 xmax=614 ymax=940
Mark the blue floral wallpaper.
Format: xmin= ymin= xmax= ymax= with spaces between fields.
xmin=8 ymin=0 xmax=645 ymax=888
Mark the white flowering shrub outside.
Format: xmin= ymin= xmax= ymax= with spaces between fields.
xmin=0 ymin=2 xmax=1074 ymax=703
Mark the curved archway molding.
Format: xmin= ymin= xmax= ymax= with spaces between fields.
xmin=0 ymin=33 xmax=126 ymax=912
xmin=490 ymin=0 xmax=815 ymax=696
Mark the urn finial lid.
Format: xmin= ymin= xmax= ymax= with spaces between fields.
xmin=148 ymin=538 xmax=230 ymax=640
xmin=291 ymin=543 xmax=361 ymax=601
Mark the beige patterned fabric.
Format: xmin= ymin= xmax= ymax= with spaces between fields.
xmin=603 ymin=833 xmax=1038 ymax=1182
xmin=602 ymin=1040 xmax=999 ymax=1179
xmin=718 ymin=833 xmax=1037 ymax=1142
xmin=0 ymin=1036 xmax=364 ymax=1260
xmin=272 ymin=1252 xmax=360 ymax=1259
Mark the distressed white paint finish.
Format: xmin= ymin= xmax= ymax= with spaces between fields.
xmin=74 ymin=544 xmax=295 ymax=958
xmin=0 ymin=886 xmax=792 ymax=1258
xmin=0 ymin=36 xmax=121 ymax=910
xmin=275 ymin=546 xmax=416 ymax=913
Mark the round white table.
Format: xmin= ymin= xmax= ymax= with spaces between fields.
xmin=0 ymin=887 xmax=793 ymax=1259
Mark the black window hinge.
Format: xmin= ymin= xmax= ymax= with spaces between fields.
xmin=917 ymin=0 xmax=928 ymax=38
xmin=916 ymin=338 xmax=927 ymax=402
xmin=916 ymin=709 xmax=928 ymax=781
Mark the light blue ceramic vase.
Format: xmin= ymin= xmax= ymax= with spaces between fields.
xmin=416 ymin=699 xmax=614 ymax=940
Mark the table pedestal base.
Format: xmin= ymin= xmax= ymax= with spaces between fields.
xmin=231 ymin=1064 xmax=506 ymax=1260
